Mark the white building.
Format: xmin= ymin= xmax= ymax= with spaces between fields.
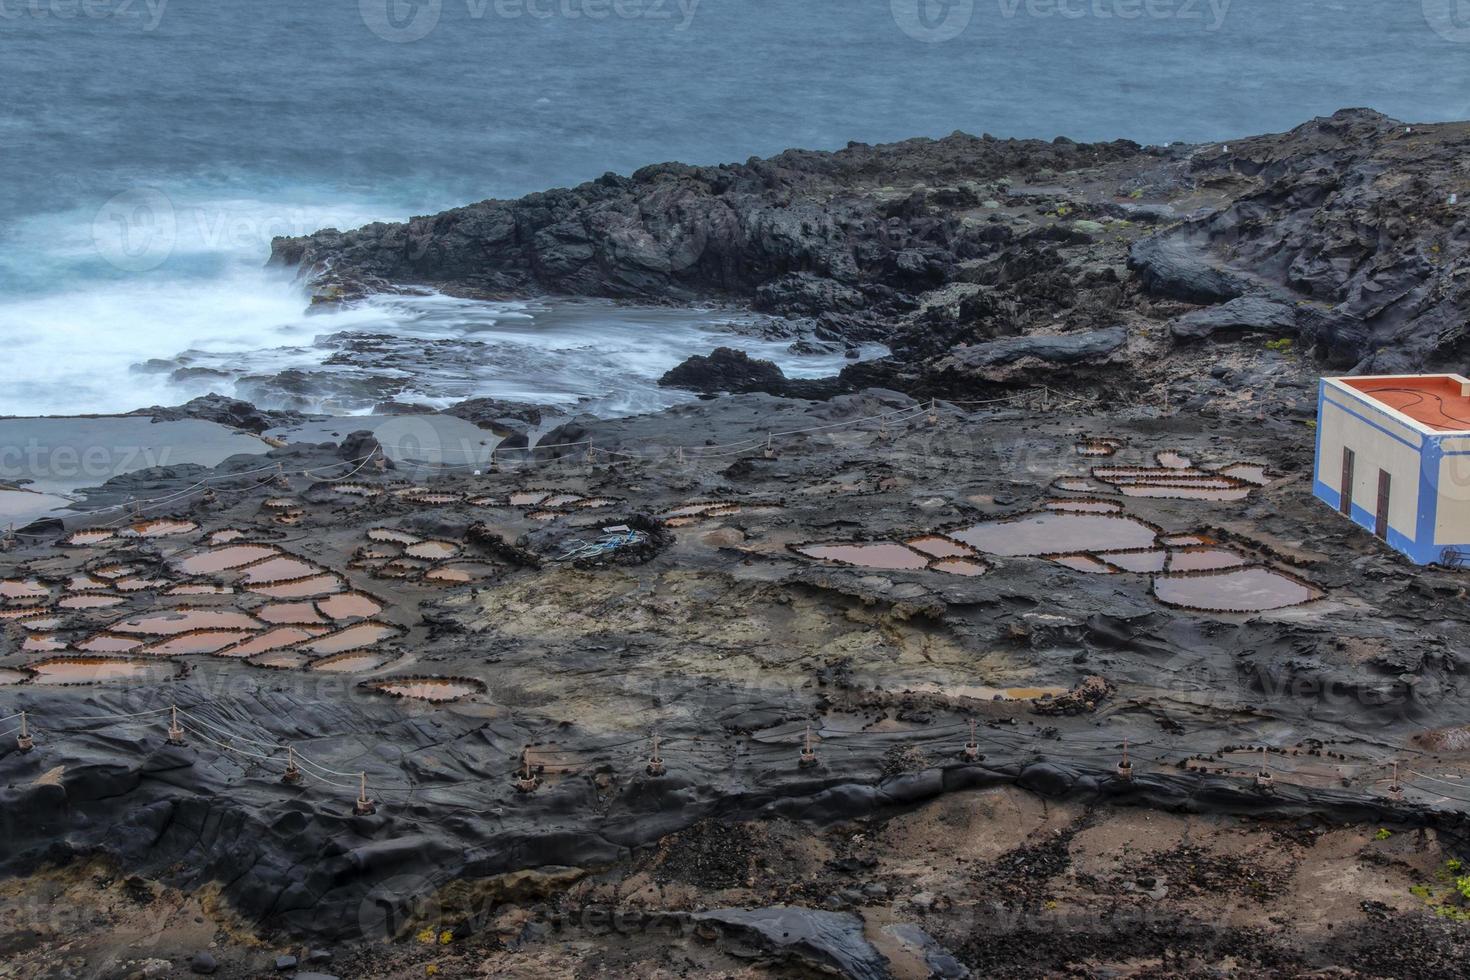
xmin=1314 ymin=374 xmax=1470 ymax=564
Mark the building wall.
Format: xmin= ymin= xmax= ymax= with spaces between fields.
xmin=1434 ymin=449 xmax=1470 ymax=545
xmin=1313 ymin=381 xmax=1435 ymax=561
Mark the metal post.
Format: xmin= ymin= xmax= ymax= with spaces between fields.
xmin=166 ymin=705 xmax=185 ymax=746
xmin=514 ymin=748 xmax=540 ymax=793
xmin=17 ymin=711 xmax=33 ymax=753
xmin=1388 ymin=761 xmax=1402 ymax=801
xmin=282 ymin=746 xmax=303 ymax=785
xmin=1255 ymin=746 xmax=1273 ymax=789
xmin=963 ymin=718 xmax=979 ymax=762
xmin=646 ymin=733 xmax=666 ymax=777
xmin=763 ymin=434 xmax=776 ymax=459
xmin=798 ymin=724 xmax=818 ymax=769
xmin=1117 ymin=737 xmax=1133 ymax=781
xmin=354 ymin=771 xmax=377 ymax=815
xmin=927 ymin=398 xmax=938 ymax=426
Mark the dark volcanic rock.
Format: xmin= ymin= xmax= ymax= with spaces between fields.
xmin=236 ymin=370 xmax=405 ymax=413
xmin=692 ymin=906 xmax=891 ymax=980
xmin=661 ymin=346 xmax=785 ymax=392
xmin=659 ymin=347 xmax=845 ymax=399
xmin=338 ymin=430 xmax=387 ymax=465
xmin=1139 ymin=109 xmax=1470 ymax=370
xmin=1169 ymin=296 xmax=1300 ymax=341
xmin=753 ymin=273 xmax=868 ymax=316
xmin=943 ymin=327 xmax=1127 ymax=368
xmin=1128 ymin=235 xmax=1248 ymax=305
xmin=924 ymin=326 xmax=1128 ymax=388
xmin=444 ymin=397 xmax=551 ymax=431
xmin=128 ymin=394 xmax=304 ymax=435
xmin=267 ymin=109 xmax=1470 ymax=380
xmin=270 ymin=132 xmax=1146 ymax=319
xmin=371 ymin=401 xmax=437 ymax=415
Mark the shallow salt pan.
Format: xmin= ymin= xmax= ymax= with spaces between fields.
xmin=112 ymin=608 xmax=262 ymax=635
xmin=1 ymin=579 xmax=50 ymax=600
xmin=142 ymin=630 xmax=257 ymax=655
xmin=405 ymin=540 xmax=459 ymax=560
xmin=310 ymin=650 xmax=394 ymax=673
xmin=76 ymin=633 xmax=145 ymax=653
xmin=930 ymin=558 xmax=988 ymax=576
xmin=238 ymin=556 xmax=324 ymax=584
xmin=1153 ymin=566 xmax=1322 ymax=612
xmin=315 ymin=592 xmax=383 ymax=620
xmin=248 ymin=574 xmax=345 ymax=599
xmin=953 ymin=512 xmax=1159 ymax=557
xmin=304 ymin=621 xmax=399 ymax=655
xmin=175 ymin=544 xmax=280 ymax=575
xmin=118 ymin=518 xmax=198 ymax=538
xmin=1166 ymin=547 xmax=1248 ymax=572
xmin=366 ymin=676 xmax=484 ymax=702
xmin=796 ymin=542 xmax=930 ymax=570
xmin=216 ymin=626 xmax=326 ymax=658
xmin=906 ymin=536 xmax=975 ymax=559
xmin=27 ymin=656 xmax=169 ymax=684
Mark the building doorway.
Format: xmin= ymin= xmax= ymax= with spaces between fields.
xmin=1375 ymin=469 xmax=1391 ymax=540
xmin=1340 ymin=448 xmax=1354 ymax=516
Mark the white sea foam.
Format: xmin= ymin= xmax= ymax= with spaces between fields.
xmin=0 ymin=193 xmax=882 ymax=418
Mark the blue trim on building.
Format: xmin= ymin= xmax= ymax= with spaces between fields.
xmin=1319 ymin=393 xmax=1424 ymax=452
xmin=1417 ymin=438 xmax=1443 ymax=558
xmin=1312 ymin=477 xmax=1440 ymax=563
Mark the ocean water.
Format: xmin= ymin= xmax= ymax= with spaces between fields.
xmin=1 ymin=0 xmax=1465 ymax=417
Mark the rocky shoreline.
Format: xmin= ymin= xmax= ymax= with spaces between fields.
xmin=273 ymin=107 xmax=1470 ymax=399
xmin=3 ymin=110 xmax=1470 ymax=977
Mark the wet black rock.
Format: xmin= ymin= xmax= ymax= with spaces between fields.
xmin=753 ymin=273 xmax=868 ymax=316
xmin=236 ymin=369 xmax=405 ymax=414
xmin=271 ymin=131 xmax=1145 ymax=321
xmin=444 ymin=397 xmax=551 ymax=432
xmin=337 ymin=430 xmax=387 ymax=466
xmin=188 ymin=952 xmax=217 ymax=975
xmin=659 ymin=347 xmax=789 ymax=396
xmin=266 ymin=109 xmax=1470 ymax=385
xmin=128 ymin=394 xmax=304 ymax=435
xmin=371 ymin=401 xmax=438 ymax=415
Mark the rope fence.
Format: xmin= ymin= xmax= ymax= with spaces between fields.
xmin=1 ymin=701 xmax=1464 ymax=818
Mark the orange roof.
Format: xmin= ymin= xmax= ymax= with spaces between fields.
xmin=1342 ymin=376 xmax=1470 ymax=432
